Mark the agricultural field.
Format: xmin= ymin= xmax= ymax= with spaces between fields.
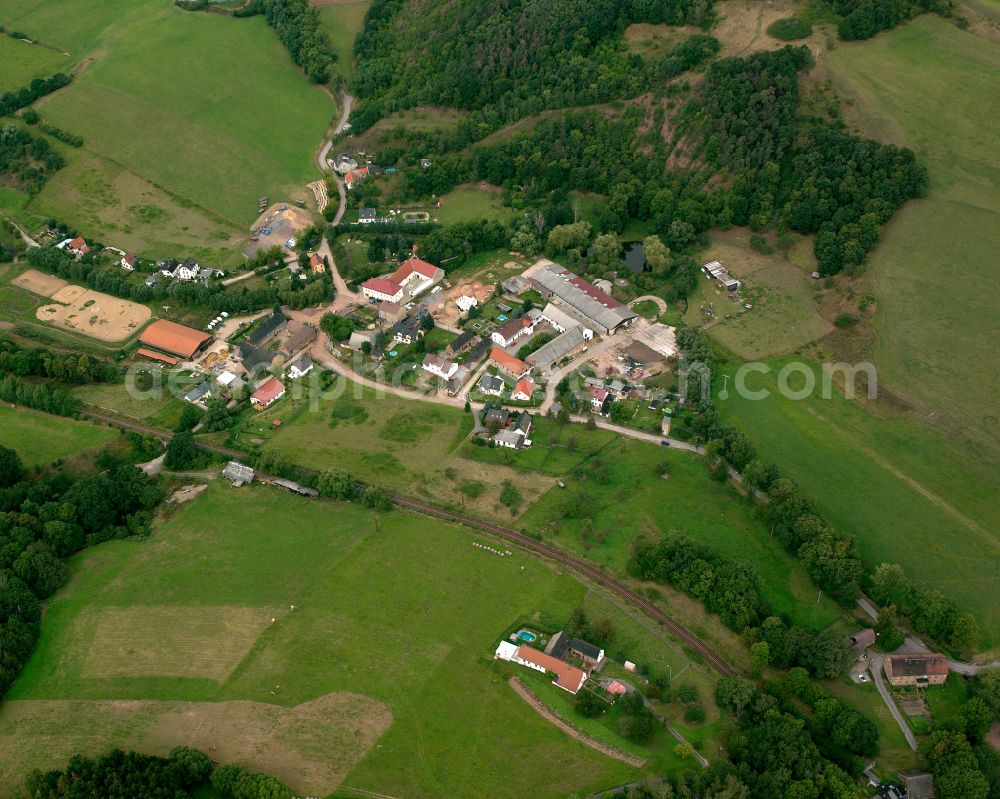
xmin=0 ymin=35 xmax=72 ymax=93
xmin=243 ymin=377 xmax=554 ymax=515
xmin=0 ymin=482 xmax=717 ymax=797
xmin=72 ymin=382 xmax=190 ymax=431
xmin=716 ymin=359 xmax=1000 ymax=652
xmin=315 ymin=0 xmax=371 ymax=84
xmin=518 ymin=436 xmax=844 ymax=632
xmin=825 ymin=18 xmax=1000 ymax=466
xmin=7 ymin=0 xmax=332 ymax=259
xmin=0 ymin=405 xmax=117 ymax=467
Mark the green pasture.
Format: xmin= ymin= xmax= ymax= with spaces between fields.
xmin=0 ymin=405 xmax=117 ymax=467
xmin=1 ymin=482 xmax=715 ymax=797
xmin=716 ymin=358 xmax=1000 ymax=650
xmin=436 ymin=185 xmax=514 ymax=225
xmin=826 ymin=18 xmax=1000 ymax=466
xmin=519 ymin=437 xmax=843 ymax=631
xmin=72 ymin=382 xmax=189 ymax=431
xmin=0 ymin=35 xmax=72 ymax=93
xmin=317 ymin=0 xmax=371 ymax=84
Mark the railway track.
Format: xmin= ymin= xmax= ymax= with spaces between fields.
xmin=78 ymin=406 xmax=736 ymax=676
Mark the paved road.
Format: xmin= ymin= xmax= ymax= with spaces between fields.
xmin=869 ymin=651 xmax=918 ymax=751
xmin=537 ymin=333 xmax=622 ymax=414
xmin=317 ymin=90 xmax=352 ymax=172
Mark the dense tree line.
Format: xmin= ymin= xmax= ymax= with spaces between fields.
xmin=715 ymin=676 xmax=862 ymax=798
xmin=241 ymin=0 xmax=336 ymax=83
xmin=26 ymin=747 xmax=291 ymax=799
xmin=0 ymin=448 xmax=163 ymax=698
xmin=0 ymin=123 xmax=64 ymax=195
xmin=417 ymin=219 xmax=510 ymax=270
xmin=922 ymin=690 xmax=998 ymax=799
xmin=27 ymin=247 xmax=334 ymax=314
xmin=0 ymin=374 xmax=78 ymax=416
xmin=351 ymin=0 xmax=715 ymax=135
xmin=0 ymin=338 xmax=116 ymax=384
xmin=0 ymin=72 xmax=71 ymax=118
xmin=829 ymin=0 xmax=953 ymax=40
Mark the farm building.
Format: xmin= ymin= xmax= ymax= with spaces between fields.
xmin=502 ymin=275 xmax=532 ymax=295
xmin=136 ymin=348 xmax=177 ymax=366
xmin=139 ymin=319 xmax=212 ymax=360
xmin=250 ymin=378 xmax=286 ymax=410
xmin=217 ymin=370 xmax=245 ymax=391
xmin=526 ymin=325 xmax=593 ymax=371
xmin=264 ymin=477 xmax=319 ymax=497
xmin=884 ymin=654 xmax=948 ymax=687
xmin=491 ymin=316 xmax=534 ymax=348
xmin=362 ymin=277 xmax=404 ymax=304
xmin=532 ymin=264 xmax=637 ymax=335
xmin=464 ymin=336 xmax=492 ymax=366
xmin=494 ymin=641 xmax=586 ymax=694
xmin=702 ymin=260 xmax=741 ymax=292
xmin=445 ymin=330 xmax=479 ymax=359
xmin=348 ymin=329 xmax=377 ymax=350
xmin=389 ymin=258 xmax=445 ymax=298
xmin=489 ymin=347 xmax=529 ymax=379
xmin=549 ymin=632 xmax=605 ymax=670
xmin=248 ymin=311 xmax=287 ymax=347
xmin=538 ymin=302 xmax=584 ymax=334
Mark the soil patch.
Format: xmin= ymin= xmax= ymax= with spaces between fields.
xmin=11 ymin=268 xmax=67 ymax=297
xmin=0 ymin=693 xmax=392 ymax=797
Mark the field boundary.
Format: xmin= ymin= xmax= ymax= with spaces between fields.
xmin=508 ymin=677 xmax=646 ymax=767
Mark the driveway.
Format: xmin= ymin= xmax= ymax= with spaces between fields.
xmin=869 ymin=651 xmax=918 ymax=751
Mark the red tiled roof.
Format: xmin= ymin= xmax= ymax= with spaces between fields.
xmin=139 ymin=319 xmax=211 ymax=359
xmin=489 ymin=346 xmax=528 ymax=377
xmin=497 ymin=315 xmax=532 ymax=341
xmin=569 ymin=275 xmax=621 ymax=308
xmin=136 ymin=348 xmax=178 ymax=365
xmin=251 ymin=377 xmax=285 ymax=406
xmin=513 ymin=377 xmax=534 ymax=398
xmin=362 ymin=277 xmax=403 ymax=297
xmin=390 ymin=257 xmax=441 ymax=284
xmin=309 ymin=253 xmax=323 ymax=267
xmin=123 ymin=254 xmax=137 ymax=266
xmin=588 ymin=386 xmax=609 ymax=402
xmin=886 ymin=653 xmax=949 ymax=677
xmin=515 ymin=645 xmax=586 ymax=693
xmin=68 ymin=236 xmax=87 ymax=250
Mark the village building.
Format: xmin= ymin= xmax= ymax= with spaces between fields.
xmin=587 ymin=385 xmax=612 ymax=415
xmin=223 ymin=461 xmax=255 ymax=487
xmin=217 ymin=370 xmax=245 ymax=393
xmin=477 ymin=374 xmax=505 ymax=396
xmin=491 ymin=316 xmax=534 ymax=348
xmin=532 ymin=263 xmax=638 ymax=335
xmin=362 ymin=277 xmax=405 ymax=304
xmin=184 ymin=382 xmax=212 ymax=405
xmin=884 ymin=654 xmax=949 ymax=687
xmin=66 ymin=236 xmax=90 ymax=256
xmin=334 ymin=153 xmax=358 ymax=174
xmin=489 ymin=346 xmax=530 ymax=379
xmin=348 ymin=329 xmax=377 ymax=350
xmin=392 ymin=315 xmax=424 ymax=345
xmin=502 ymin=275 xmax=532 ymax=295
xmin=120 ymin=253 xmax=137 ymax=271
xmin=139 ymin=319 xmax=212 ymax=362
xmin=494 ymin=641 xmax=587 ymax=694
xmin=358 ymin=208 xmax=377 ymax=224
xmin=445 ymin=330 xmax=479 ymax=359
xmin=538 ymin=302 xmax=584 ymax=334
xmin=308 ymin=253 xmax=326 ymax=273
xmin=464 ymin=336 xmax=492 ymax=366
xmin=526 ymin=325 xmax=593 ymax=371
xmin=702 ymin=260 xmax=741 ymax=292
xmin=548 ymin=632 xmax=606 ymax=670
xmin=456 ymin=294 xmax=478 ymax=313
xmin=250 ymin=377 xmax=286 ymax=410
xmin=286 ymin=356 xmax=314 ymax=380
xmin=377 ymin=301 xmax=407 ymax=325
xmin=484 ymin=408 xmax=511 ymax=429
xmin=422 ymin=354 xmax=459 ymax=381
xmin=388 ymin=258 xmax=445 ymax=298
xmin=511 ymin=377 xmax=535 ymax=402
xmin=344 ymin=166 xmax=369 ymax=190
xmin=494 ymin=412 xmax=532 ymax=449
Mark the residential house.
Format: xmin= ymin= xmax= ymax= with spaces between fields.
xmin=491 ymin=316 xmax=534 ymax=348
xmin=422 ymin=354 xmax=459 ymax=381
xmin=392 ymin=315 xmax=424 ymax=345
xmin=170 ymin=257 xmax=201 ymax=282
xmin=477 ymin=374 xmax=505 ymax=397
xmin=334 ymin=153 xmax=358 ymax=174
xmin=389 ymin=258 xmax=445 ymax=298
xmin=217 ymin=370 xmax=245 ymax=393
xmin=308 ymin=253 xmax=326 ymax=274
xmin=587 ymin=385 xmax=611 ymax=416
xmin=67 ymin=236 xmax=90 ymax=256
xmin=223 ymin=461 xmax=255 ymax=487
xmin=184 ymin=382 xmax=212 ymax=405
xmin=456 ymin=295 xmax=478 ymax=313
xmin=875 ymin=782 xmax=906 ymax=799
xmin=361 ymin=277 xmax=404 ymax=304
xmin=489 ymin=346 xmax=529 ymax=379
xmin=494 ymin=412 xmax=532 ymax=449
xmin=359 ymin=208 xmax=377 ymax=224
xmin=511 ymin=377 xmax=535 ymax=402
xmin=286 ymin=356 xmax=314 ymax=380
xmin=884 ymin=654 xmax=949 ymax=687
xmin=377 ymin=301 xmax=407 ymax=325
xmin=445 ymin=330 xmax=479 ymax=359
xmin=484 ymin=408 xmax=511 ymax=429
xmin=898 ymin=771 xmax=935 ymax=799
xmin=494 ymin=641 xmax=586 ymax=694
xmin=120 ymin=253 xmax=137 ymax=271
xmin=344 ymin=166 xmax=369 ymax=190
xmin=250 ymin=378 xmax=286 ymax=410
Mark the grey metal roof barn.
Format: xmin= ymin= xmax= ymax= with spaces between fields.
xmin=532 ymin=264 xmax=637 ymax=334
xmin=223 ymin=461 xmax=255 ymax=487
xmin=526 ymin=326 xmax=590 ymax=370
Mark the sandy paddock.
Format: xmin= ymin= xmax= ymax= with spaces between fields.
xmin=37 ymin=288 xmax=151 ymax=342
xmin=11 ymin=268 xmax=67 ymax=297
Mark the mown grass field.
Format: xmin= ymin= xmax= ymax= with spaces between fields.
xmin=0 ymin=35 xmax=71 ymax=93
xmin=826 ymin=18 xmax=1000 ymax=465
xmin=0 ymin=482 xmax=714 ymax=798
xmin=4 ymin=0 xmax=332 ymax=260
xmin=316 ymin=0 xmax=371 ymax=84
xmin=0 ymin=405 xmax=117 ymax=467
xmin=72 ymin=382 xmax=190 ymax=430
xmin=518 ymin=437 xmax=843 ymax=631
xmin=436 ymin=185 xmax=514 ymax=225
xmin=716 ymin=358 xmax=1000 ymax=651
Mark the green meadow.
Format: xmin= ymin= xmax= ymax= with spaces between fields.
xmin=716 ymin=359 xmax=1000 ymax=651
xmin=436 ymin=185 xmax=515 ymax=225
xmin=317 ymin=0 xmax=371 ymax=84
xmin=0 ymin=35 xmax=71 ymax=93
xmin=0 ymin=405 xmax=117 ymax=467
xmin=0 ymin=482 xmax=717 ymax=797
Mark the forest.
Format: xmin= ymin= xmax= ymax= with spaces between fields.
xmin=0 ymin=123 xmax=65 ymax=196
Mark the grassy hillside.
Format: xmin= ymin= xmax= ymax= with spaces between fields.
xmin=2 ymin=0 xmax=332 ymax=259
xmin=717 ymin=359 xmax=1000 ymax=652
xmin=316 ymin=0 xmax=371 ymax=84
xmin=825 ymin=18 xmax=1000 ymax=462
xmin=0 ymin=482 xmax=703 ymax=797
xmin=0 ymin=36 xmax=71 ymax=93
xmin=0 ymin=405 xmax=117 ymax=467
